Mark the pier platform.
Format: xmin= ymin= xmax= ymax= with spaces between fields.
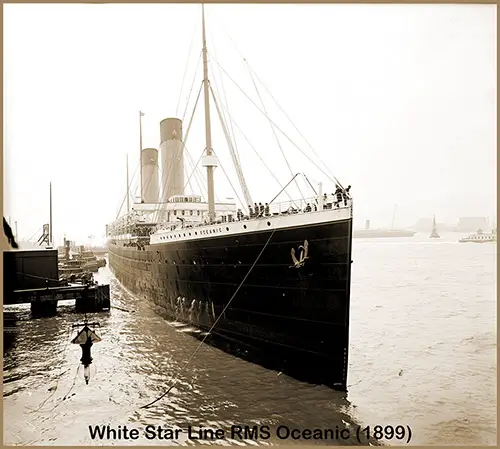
xmin=3 ymin=248 xmax=111 ymax=316
xmin=10 ymin=283 xmax=111 ymax=316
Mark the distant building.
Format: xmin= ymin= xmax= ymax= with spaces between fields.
xmin=457 ymin=217 xmax=489 ymax=233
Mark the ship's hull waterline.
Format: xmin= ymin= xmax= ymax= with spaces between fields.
xmin=109 ymin=215 xmax=353 ymax=390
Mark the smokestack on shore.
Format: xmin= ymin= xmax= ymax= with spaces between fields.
xmin=141 ymin=148 xmax=160 ymax=203
xmin=159 ymin=118 xmax=184 ymax=203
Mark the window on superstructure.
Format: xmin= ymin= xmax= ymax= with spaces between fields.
xmin=182 ymin=210 xmax=185 ymax=216
xmin=197 ymin=210 xmax=200 ymax=216
xmin=190 ymin=210 xmax=193 ymax=216
xmin=173 ymin=210 xmax=177 ymax=216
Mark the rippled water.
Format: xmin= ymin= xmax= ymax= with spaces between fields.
xmin=3 ymin=232 xmax=496 ymax=445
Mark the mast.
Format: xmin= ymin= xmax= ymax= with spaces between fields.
xmin=126 ymin=154 xmax=130 ymax=213
xmin=139 ymin=111 xmax=144 ymax=202
xmin=201 ymin=4 xmax=216 ymax=222
xmin=49 ymin=182 xmax=53 ymax=246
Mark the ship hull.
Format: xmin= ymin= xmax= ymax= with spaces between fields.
xmin=109 ymin=218 xmax=353 ymax=390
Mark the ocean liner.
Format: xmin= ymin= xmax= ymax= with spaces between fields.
xmin=107 ymin=7 xmax=353 ymax=390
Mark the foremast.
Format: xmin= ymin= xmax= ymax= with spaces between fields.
xmin=201 ymin=5 xmax=216 ymax=223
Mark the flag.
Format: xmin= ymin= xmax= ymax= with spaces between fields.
xmin=139 ymin=111 xmax=145 ymax=116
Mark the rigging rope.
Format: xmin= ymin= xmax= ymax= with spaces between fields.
xmin=176 ymin=17 xmax=200 ymax=117
xmin=210 ymin=56 xmax=344 ymax=190
xmin=182 ymin=52 xmax=203 ymax=124
xmin=246 ymin=62 xmax=339 ymax=182
xmin=209 ymin=84 xmax=252 ymax=209
xmin=246 ymin=63 xmax=306 ymax=202
xmin=150 ymin=81 xmax=203 ymax=224
xmin=212 ymin=149 xmax=246 ymax=210
xmin=27 ymin=226 xmax=43 ymax=243
xmin=207 ymin=36 xmax=242 ymax=166
xmin=216 ymin=22 xmax=340 ymax=185
xmin=184 ymin=149 xmax=207 ymax=197
xmin=139 ymin=219 xmax=279 ymax=409
xmin=115 ymin=161 xmax=140 ymax=220
xmin=214 ymin=103 xmax=300 ymax=208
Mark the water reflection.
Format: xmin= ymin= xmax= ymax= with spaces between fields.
xmin=3 ymin=270 xmax=371 ymax=446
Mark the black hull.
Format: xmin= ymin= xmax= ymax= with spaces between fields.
xmin=109 ymin=219 xmax=353 ymax=390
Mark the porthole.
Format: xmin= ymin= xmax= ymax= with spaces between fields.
xmin=243 ymin=225 xmax=247 ymax=229
xmin=226 ymin=227 xmax=229 ymax=231
xmin=267 ymin=221 xmax=271 ymax=226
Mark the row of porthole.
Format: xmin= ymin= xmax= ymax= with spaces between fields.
xmin=158 ymin=221 xmax=273 ymax=241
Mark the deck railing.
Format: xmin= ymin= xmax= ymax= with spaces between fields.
xmin=107 ymin=194 xmax=353 ymax=238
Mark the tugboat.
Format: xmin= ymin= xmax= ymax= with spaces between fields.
xmin=429 ymin=215 xmax=440 ymax=239
xmin=459 ymin=228 xmax=497 ymax=243
xmin=73 ymin=246 xmax=106 ymax=272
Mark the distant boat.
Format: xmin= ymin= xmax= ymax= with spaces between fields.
xmin=73 ymin=246 xmax=106 ymax=272
xmin=429 ymin=215 xmax=440 ymax=239
xmin=459 ymin=228 xmax=496 ymax=243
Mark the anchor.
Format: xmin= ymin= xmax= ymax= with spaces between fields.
xmin=71 ymin=318 xmax=101 ymax=384
xmin=290 ymin=240 xmax=309 ymax=268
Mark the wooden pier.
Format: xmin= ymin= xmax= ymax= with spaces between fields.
xmin=11 ymin=283 xmax=111 ymax=317
xmin=3 ymin=248 xmax=111 ymax=317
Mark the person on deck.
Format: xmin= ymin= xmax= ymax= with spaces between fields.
xmin=335 ymin=185 xmax=343 ymax=208
xmin=343 ymin=185 xmax=352 ymax=206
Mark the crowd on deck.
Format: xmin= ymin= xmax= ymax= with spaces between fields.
xmin=235 ymin=184 xmax=352 ymax=221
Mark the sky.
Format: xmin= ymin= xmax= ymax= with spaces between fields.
xmin=3 ymin=3 xmax=497 ymax=246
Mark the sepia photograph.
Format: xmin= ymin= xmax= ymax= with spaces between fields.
xmin=2 ymin=2 xmax=496 ymax=446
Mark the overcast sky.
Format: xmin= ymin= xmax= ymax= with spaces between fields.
xmin=3 ymin=3 xmax=496 ymax=245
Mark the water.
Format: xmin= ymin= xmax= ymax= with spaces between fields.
xmin=3 ymin=232 xmax=496 ymax=445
